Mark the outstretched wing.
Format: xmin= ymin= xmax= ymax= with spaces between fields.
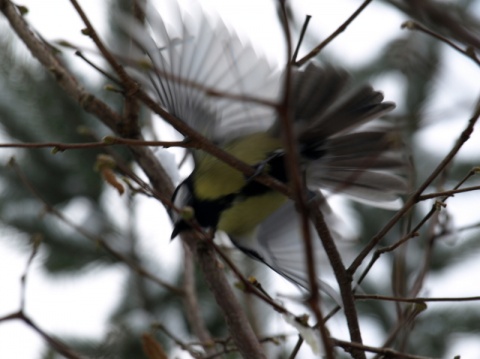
xmin=116 ymin=2 xmax=280 ymax=145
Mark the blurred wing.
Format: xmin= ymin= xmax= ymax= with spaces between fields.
xmin=230 ymin=199 xmax=348 ymax=301
xmin=116 ymin=2 xmax=280 ymax=144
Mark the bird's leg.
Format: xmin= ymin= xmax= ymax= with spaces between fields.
xmin=246 ymin=150 xmax=284 ymax=182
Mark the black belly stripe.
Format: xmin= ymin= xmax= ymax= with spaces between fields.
xmin=192 ymin=193 xmax=236 ymax=227
xmin=186 ymin=152 xmax=288 ymax=228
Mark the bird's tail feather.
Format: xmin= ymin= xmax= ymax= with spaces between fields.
xmin=288 ymin=63 xmax=407 ymax=208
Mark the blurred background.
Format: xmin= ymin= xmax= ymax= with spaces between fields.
xmin=1 ymin=0 xmax=480 ymax=358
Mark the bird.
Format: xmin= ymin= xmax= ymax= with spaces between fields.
xmin=118 ymin=2 xmax=407 ymax=292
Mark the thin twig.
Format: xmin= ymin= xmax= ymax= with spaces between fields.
xmin=402 ymin=20 xmax=480 ymax=67
xmin=0 ymin=247 xmax=86 ymax=359
xmin=0 ymin=140 xmax=110 ymax=150
xmin=9 ymin=159 xmax=183 ymax=294
xmin=288 ymin=335 xmax=304 ymax=359
xmin=291 ymin=15 xmax=311 ymax=63
xmin=0 ymin=138 xmax=192 ymax=151
xmin=349 ymin=100 xmax=480 ymax=277
xmin=456 ymin=221 xmax=480 ymax=233
xmin=75 ymin=50 xmax=121 ymax=84
xmin=355 ymin=140 xmax=480 ymax=287
xmin=386 ymin=0 xmax=480 ymax=50
xmin=408 ymin=167 xmax=451 ymax=301
xmin=356 ymin=294 xmax=480 ymax=303
xmin=333 ymin=337 xmax=436 ymax=359
xmin=152 ymin=322 xmax=204 ymax=358
xmin=418 ymin=184 xmax=480 ymax=200
xmin=21 ymin=312 xmax=87 ymax=359
xmin=208 ymin=239 xmax=290 ymax=315
xmin=294 ymin=0 xmax=373 ymax=67
xmin=371 ymin=304 xmax=426 ymax=359
xmin=19 ymin=235 xmax=41 ymax=310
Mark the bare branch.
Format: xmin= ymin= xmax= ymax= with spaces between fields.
xmin=181 ymin=243 xmax=217 ymax=356
xmin=278 ymin=2 xmax=340 ymax=358
xmin=294 ymin=0 xmax=373 ymax=67
xmin=0 ymin=244 xmax=86 ymax=359
xmin=402 ymin=20 xmax=480 ymax=67
xmin=309 ymin=198 xmax=365 ymax=359
xmin=333 ymin=338 xmax=437 ymax=359
xmin=356 ymin=294 xmax=480 ymax=303
xmin=183 ymin=233 xmax=267 ymax=359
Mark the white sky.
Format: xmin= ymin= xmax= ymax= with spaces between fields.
xmin=1 ymin=0 xmax=480 ymax=358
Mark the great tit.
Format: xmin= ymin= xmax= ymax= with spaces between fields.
xmin=120 ymin=3 xmax=407 ymax=290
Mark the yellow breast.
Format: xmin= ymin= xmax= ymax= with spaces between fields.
xmin=193 ymin=132 xmax=282 ymax=199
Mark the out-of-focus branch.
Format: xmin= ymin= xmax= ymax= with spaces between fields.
xmin=0 ymin=241 xmax=86 ymax=359
xmin=349 ymin=99 xmax=480 ymax=277
xmin=356 ymin=294 xmax=480 ymax=303
xmin=361 ymin=167 xmax=479 ymax=294
xmin=417 ymin=185 xmax=480 ymax=200
xmin=333 ymin=338 xmax=436 ymax=359
xmin=151 ymin=322 xmax=204 ymax=358
xmin=184 ymin=233 xmax=267 ymax=359
xmin=0 ymin=311 xmax=86 ymax=359
xmin=309 ymin=198 xmax=365 ymax=359
xmin=0 ymin=138 xmax=190 ymax=151
xmin=387 ymin=0 xmax=480 ymax=50
xmin=402 ymin=20 xmax=480 ymax=67
xmin=181 ymin=243 xmax=216 ymax=356
xmin=8 ymin=158 xmax=182 ymax=294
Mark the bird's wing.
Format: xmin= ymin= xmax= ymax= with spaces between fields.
xmin=231 ymin=199 xmax=349 ymax=301
xmin=116 ymin=2 xmax=280 ymax=144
